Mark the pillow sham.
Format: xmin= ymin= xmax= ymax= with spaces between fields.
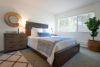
xmin=31 ymin=28 xmax=39 ymax=37
xmin=37 ymin=28 xmax=49 ymax=33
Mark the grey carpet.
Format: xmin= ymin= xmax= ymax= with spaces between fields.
xmin=63 ymin=47 xmax=100 ymax=67
xmin=20 ymin=49 xmax=51 ymax=67
xmin=20 ymin=47 xmax=100 ymax=67
xmin=1 ymin=47 xmax=100 ymax=67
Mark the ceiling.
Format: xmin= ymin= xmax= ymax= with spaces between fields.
xmin=1 ymin=0 xmax=100 ymax=14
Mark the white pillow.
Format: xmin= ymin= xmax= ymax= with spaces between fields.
xmin=37 ymin=28 xmax=49 ymax=33
xmin=37 ymin=28 xmax=43 ymax=32
xmin=31 ymin=28 xmax=39 ymax=37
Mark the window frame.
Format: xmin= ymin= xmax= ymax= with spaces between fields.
xmin=58 ymin=12 xmax=95 ymax=33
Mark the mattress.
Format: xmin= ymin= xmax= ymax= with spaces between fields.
xmin=28 ymin=36 xmax=78 ymax=52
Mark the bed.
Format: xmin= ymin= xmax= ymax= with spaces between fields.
xmin=25 ymin=21 xmax=80 ymax=67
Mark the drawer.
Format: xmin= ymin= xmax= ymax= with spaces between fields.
xmin=5 ymin=43 xmax=17 ymax=47
xmin=5 ymin=37 xmax=26 ymax=41
xmin=5 ymin=46 xmax=15 ymax=50
xmin=5 ymin=39 xmax=18 ymax=42
xmin=5 ymin=34 xmax=18 ymax=38
xmin=5 ymin=38 xmax=25 ymax=41
xmin=5 ymin=47 xmax=20 ymax=51
xmin=5 ymin=40 xmax=27 ymax=45
xmin=5 ymin=44 xmax=27 ymax=51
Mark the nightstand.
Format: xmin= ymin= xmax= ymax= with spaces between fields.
xmin=4 ymin=32 xmax=27 ymax=52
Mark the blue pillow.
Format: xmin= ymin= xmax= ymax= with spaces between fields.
xmin=38 ymin=33 xmax=51 ymax=37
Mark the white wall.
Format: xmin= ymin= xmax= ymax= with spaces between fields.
xmin=55 ymin=2 xmax=100 ymax=44
xmin=0 ymin=1 xmax=55 ymax=51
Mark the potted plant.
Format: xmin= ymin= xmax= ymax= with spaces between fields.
xmin=85 ymin=17 xmax=100 ymax=52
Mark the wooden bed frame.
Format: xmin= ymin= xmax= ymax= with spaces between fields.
xmin=25 ymin=21 xmax=80 ymax=67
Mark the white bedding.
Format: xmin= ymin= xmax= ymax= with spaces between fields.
xmin=27 ymin=36 xmax=78 ymax=65
xmin=28 ymin=36 xmax=77 ymax=52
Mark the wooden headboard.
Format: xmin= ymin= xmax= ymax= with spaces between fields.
xmin=25 ymin=21 xmax=48 ymax=36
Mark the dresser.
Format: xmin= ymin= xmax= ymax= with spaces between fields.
xmin=4 ymin=33 xmax=27 ymax=51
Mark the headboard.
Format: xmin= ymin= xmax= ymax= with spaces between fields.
xmin=25 ymin=21 xmax=48 ymax=36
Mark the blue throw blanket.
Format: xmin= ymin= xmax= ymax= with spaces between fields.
xmin=40 ymin=36 xmax=77 ymax=43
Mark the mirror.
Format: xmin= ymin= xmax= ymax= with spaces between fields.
xmin=9 ymin=16 xmax=18 ymax=23
xmin=4 ymin=12 xmax=21 ymax=27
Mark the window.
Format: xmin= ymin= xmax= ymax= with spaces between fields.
xmin=58 ymin=16 xmax=77 ymax=32
xmin=58 ymin=12 xmax=95 ymax=32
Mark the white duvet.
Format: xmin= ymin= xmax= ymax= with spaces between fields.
xmin=27 ymin=36 xmax=78 ymax=65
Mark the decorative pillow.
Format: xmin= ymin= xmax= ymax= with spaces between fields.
xmin=38 ymin=32 xmax=51 ymax=37
xmin=31 ymin=28 xmax=39 ymax=37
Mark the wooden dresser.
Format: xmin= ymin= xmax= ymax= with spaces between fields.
xmin=4 ymin=33 xmax=27 ymax=51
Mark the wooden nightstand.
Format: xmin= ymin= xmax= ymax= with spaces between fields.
xmin=4 ymin=32 xmax=27 ymax=52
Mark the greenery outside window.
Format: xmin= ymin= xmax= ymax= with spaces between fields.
xmin=58 ymin=12 xmax=95 ymax=32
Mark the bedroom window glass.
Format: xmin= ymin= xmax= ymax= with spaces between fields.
xmin=58 ymin=16 xmax=77 ymax=32
xmin=58 ymin=12 xmax=95 ymax=32
xmin=77 ymin=12 xmax=95 ymax=32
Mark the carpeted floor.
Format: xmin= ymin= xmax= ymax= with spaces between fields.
xmin=0 ymin=47 xmax=100 ymax=67
xmin=20 ymin=49 xmax=51 ymax=67
xmin=62 ymin=47 xmax=100 ymax=67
